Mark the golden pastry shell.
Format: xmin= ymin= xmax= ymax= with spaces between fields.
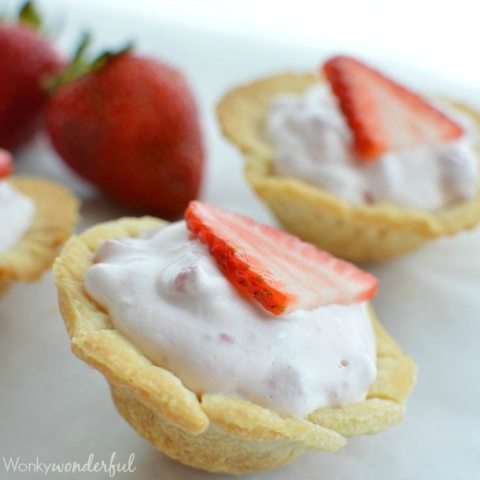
xmin=0 ymin=176 xmax=79 ymax=293
xmin=54 ymin=217 xmax=416 ymax=474
xmin=216 ymin=73 xmax=480 ymax=262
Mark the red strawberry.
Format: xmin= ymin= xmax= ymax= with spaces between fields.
xmin=0 ymin=2 xmax=64 ymax=150
xmin=186 ymin=201 xmax=377 ymax=315
xmin=323 ymin=55 xmax=463 ymax=160
xmin=46 ymin=41 xmax=204 ymax=218
xmin=0 ymin=149 xmax=13 ymax=178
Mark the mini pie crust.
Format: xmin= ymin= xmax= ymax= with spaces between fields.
xmin=54 ymin=217 xmax=416 ymax=474
xmin=216 ymin=73 xmax=480 ymax=262
xmin=0 ymin=176 xmax=79 ymax=294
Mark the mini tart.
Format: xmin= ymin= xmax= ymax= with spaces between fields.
xmin=54 ymin=217 xmax=416 ymax=474
xmin=217 ymin=73 xmax=480 ymax=262
xmin=0 ymin=176 xmax=79 ymax=294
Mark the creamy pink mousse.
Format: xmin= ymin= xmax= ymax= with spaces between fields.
xmin=267 ymin=85 xmax=478 ymax=211
xmin=85 ymin=221 xmax=376 ymax=417
xmin=0 ymin=181 xmax=35 ymax=252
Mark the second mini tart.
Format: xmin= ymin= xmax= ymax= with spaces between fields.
xmin=54 ymin=215 xmax=416 ymax=474
xmin=217 ymin=72 xmax=480 ymax=262
xmin=0 ymin=176 xmax=78 ymax=294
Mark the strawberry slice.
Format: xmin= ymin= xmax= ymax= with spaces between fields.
xmin=0 ymin=149 xmax=13 ymax=178
xmin=323 ymin=55 xmax=464 ymax=160
xmin=185 ymin=201 xmax=377 ymax=315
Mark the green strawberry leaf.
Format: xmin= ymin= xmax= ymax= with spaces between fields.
xmin=18 ymin=1 xmax=41 ymax=30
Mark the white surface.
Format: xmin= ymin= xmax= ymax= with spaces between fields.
xmin=147 ymin=0 xmax=480 ymax=87
xmin=1 ymin=0 xmax=480 ymax=478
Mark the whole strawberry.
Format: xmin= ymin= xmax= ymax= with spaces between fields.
xmin=46 ymin=41 xmax=205 ymax=218
xmin=0 ymin=1 xmax=64 ymax=150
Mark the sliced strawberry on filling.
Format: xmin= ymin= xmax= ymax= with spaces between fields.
xmin=0 ymin=149 xmax=13 ymax=178
xmin=185 ymin=201 xmax=377 ymax=315
xmin=323 ymin=55 xmax=464 ymax=160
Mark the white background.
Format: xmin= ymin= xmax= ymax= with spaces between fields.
xmin=148 ymin=0 xmax=480 ymax=86
xmin=1 ymin=0 xmax=479 ymax=479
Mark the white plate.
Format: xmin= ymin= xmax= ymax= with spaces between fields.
xmin=0 ymin=1 xmax=479 ymax=479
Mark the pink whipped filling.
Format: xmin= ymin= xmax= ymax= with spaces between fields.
xmin=0 ymin=181 xmax=35 ymax=252
xmin=85 ymin=221 xmax=376 ymax=417
xmin=267 ymin=85 xmax=478 ymax=211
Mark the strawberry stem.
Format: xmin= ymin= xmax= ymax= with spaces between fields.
xmin=72 ymin=31 xmax=91 ymax=65
xmin=90 ymin=42 xmax=134 ymax=72
xmin=44 ymin=32 xmax=133 ymax=92
xmin=18 ymin=0 xmax=41 ymax=29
